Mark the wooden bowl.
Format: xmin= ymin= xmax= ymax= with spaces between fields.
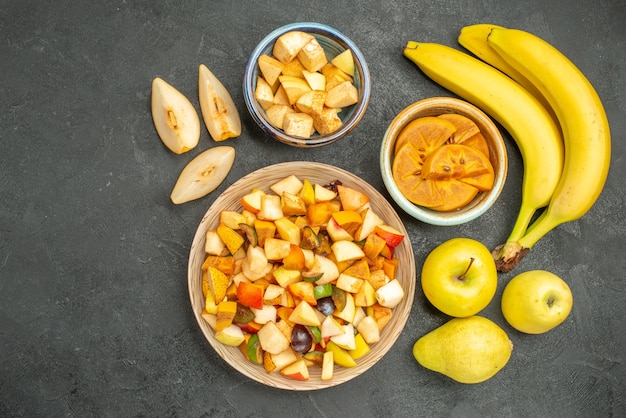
xmin=188 ymin=162 xmax=415 ymax=390
xmin=380 ymin=97 xmax=508 ymax=226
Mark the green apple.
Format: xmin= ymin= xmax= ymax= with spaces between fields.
xmin=501 ymin=270 xmax=573 ymax=334
xmin=421 ymin=237 xmax=497 ymax=317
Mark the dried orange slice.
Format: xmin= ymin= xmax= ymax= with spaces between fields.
xmin=429 ymin=180 xmax=479 ymax=212
xmin=394 ymin=116 xmax=457 ymax=159
xmin=392 ymin=143 xmax=443 ymax=207
xmin=437 ymin=113 xmax=480 ymax=144
xmin=421 ymin=143 xmax=494 ymax=182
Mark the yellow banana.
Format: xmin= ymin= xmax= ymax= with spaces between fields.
xmin=487 ymin=28 xmax=611 ymax=271
xmin=457 ymin=24 xmax=555 ymax=117
xmin=403 ymin=42 xmax=563 ymax=243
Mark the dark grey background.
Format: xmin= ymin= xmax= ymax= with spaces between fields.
xmin=1 ymin=1 xmax=625 ymax=416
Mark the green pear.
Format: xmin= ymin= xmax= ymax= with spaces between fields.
xmin=412 ymin=316 xmax=513 ymax=384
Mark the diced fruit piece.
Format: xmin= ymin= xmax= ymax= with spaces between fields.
xmin=302 ymin=70 xmax=326 ymax=91
xmin=207 ymin=266 xmax=230 ymax=303
xmin=285 ymin=111 xmax=315 ymax=138
xmin=331 ymin=49 xmax=355 ymax=76
xmin=244 ymin=244 xmax=269 ymax=276
xmin=281 ymin=58 xmax=306 ymax=78
xmin=342 ymin=259 xmax=370 ymax=280
xmin=281 ymin=192 xmax=307 ymax=216
xmin=302 ymin=350 xmax=325 ymax=367
xmin=265 ymin=348 xmax=298 ymax=373
xmin=237 ymin=281 xmax=264 ymax=310
xmin=321 ymin=351 xmax=334 ymax=380
xmin=264 ymin=237 xmax=292 ymax=260
xmin=325 ymin=80 xmax=358 ymax=108
xmin=325 ymin=341 xmax=357 ymax=368
xmin=198 ymin=64 xmax=241 ymax=141
xmin=331 ymin=210 xmax=363 ymax=238
xmin=330 ymin=323 xmax=356 ymax=350
xmin=255 ymin=76 xmax=274 ymax=110
xmin=258 ymin=54 xmax=285 ymax=89
xmin=263 ymin=283 xmax=285 ymax=304
xmin=334 ymin=291 xmax=356 ymax=323
xmin=257 ymin=194 xmax=284 ymax=221
xmin=314 ymin=183 xmax=338 ymax=202
xmin=216 ymin=300 xmax=238 ymax=332
xmin=215 ymin=324 xmax=245 ymax=346
xmin=362 ymin=232 xmax=388 ymax=260
xmin=331 ymin=240 xmax=365 ymax=263
xmin=204 ymin=276 xmax=218 ymax=314
xmin=271 ymin=175 xmax=304 ymax=196
xmin=233 ymin=303 xmax=255 ymax=324
xmin=299 ymin=179 xmax=315 ymax=206
xmin=326 ymin=217 xmax=354 ymax=242
xmin=297 ymin=38 xmax=328 ymax=72
xmin=321 ymin=315 xmax=344 ymax=338
xmin=288 ymin=281 xmax=317 ymax=305
xmin=273 ymin=31 xmax=315 ymax=64
xmin=348 ymin=333 xmax=371 ymax=359
xmin=374 ymin=224 xmax=405 ymax=248
xmin=274 ymin=217 xmax=301 ymax=246
xmin=382 ymin=257 xmax=399 ymax=280
xmin=205 ymin=230 xmax=226 ymax=256
xmin=331 ymin=286 xmax=347 ymax=312
xmin=313 ymin=283 xmax=333 ymax=300
xmin=309 ymin=254 xmax=339 ymax=285
xmin=283 ymin=245 xmax=306 ymax=270
xmin=241 ymin=188 xmax=265 ymax=213
xmin=170 ymin=146 xmax=236 ymax=204
xmin=216 ymin=223 xmax=244 ymax=255
xmin=321 ymin=63 xmax=353 ymax=90
xmin=220 ymin=210 xmax=247 ymax=230
xmin=354 ymin=280 xmax=377 ymax=307
xmin=151 ymin=77 xmax=200 ymax=154
xmin=278 ymin=75 xmax=312 ymax=105
xmin=250 ymin=304 xmax=277 ymax=325
xmin=336 ymin=184 xmax=369 ymax=211
xmin=289 ymin=300 xmax=322 ymax=326
xmin=316 ymin=296 xmax=336 ymax=317
xmin=355 ymin=208 xmax=385 ymax=242
xmin=239 ymin=223 xmax=258 ymax=247
xmin=307 ymin=201 xmax=339 ymax=226
xmin=265 ymin=104 xmax=296 ymax=129
xmin=245 ymin=333 xmax=264 ymax=364
xmin=253 ymin=219 xmax=276 ymax=247
xmin=257 ymin=321 xmax=291 ymax=355
xmin=356 ymin=315 xmax=381 ymax=344
xmin=375 ymin=279 xmax=404 ymax=308
xmin=273 ymin=85 xmax=290 ymax=105
xmin=272 ymin=265 xmax=302 ymax=287
xmin=280 ymin=358 xmax=310 ymax=381
xmin=336 ymin=273 xmax=364 ymax=294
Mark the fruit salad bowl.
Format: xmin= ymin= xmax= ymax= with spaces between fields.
xmin=243 ymin=22 xmax=371 ymax=147
xmin=380 ymin=97 xmax=508 ymax=226
xmin=188 ymin=162 xmax=415 ymax=390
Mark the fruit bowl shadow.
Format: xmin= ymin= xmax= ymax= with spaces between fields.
xmin=380 ymin=97 xmax=508 ymax=226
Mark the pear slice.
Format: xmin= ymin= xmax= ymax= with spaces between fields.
xmin=331 ymin=49 xmax=355 ymax=77
xmin=151 ymin=77 xmax=200 ymax=154
xmin=198 ymin=64 xmax=241 ymax=142
xmin=170 ymin=146 xmax=235 ymax=204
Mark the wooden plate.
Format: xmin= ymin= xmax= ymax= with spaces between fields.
xmin=188 ymin=162 xmax=416 ymax=390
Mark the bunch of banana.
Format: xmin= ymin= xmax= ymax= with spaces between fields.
xmin=485 ymin=27 xmax=611 ymax=272
xmin=402 ymin=40 xmax=564 ymax=257
xmin=403 ymin=26 xmax=611 ymax=272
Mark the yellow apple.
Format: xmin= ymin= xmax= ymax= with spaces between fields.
xmin=501 ymin=270 xmax=573 ymax=334
xmin=421 ymin=238 xmax=497 ymax=317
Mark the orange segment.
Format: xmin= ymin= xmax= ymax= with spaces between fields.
xmin=429 ymin=180 xmax=479 ymax=212
xmin=421 ymin=143 xmax=494 ymax=182
xmin=392 ymin=143 xmax=444 ymax=207
xmin=394 ymin=116 xmax=457 ymax=159
xmin=437 ymin=113 xmax=480 ymax=143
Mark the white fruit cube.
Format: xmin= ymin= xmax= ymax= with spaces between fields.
xmin=375 ymin=279 xmax=405 ymax=308
xmin=330 ymin=323 xmax=356 ymax=350
xmin=356 ymin=315 xmax=381 ymax=344
xmin=321 ymin=351 xmax=334 ymax=381
xmin=205 ymin=230 xmax=225 ymax=255
xmin=331 ymin=240 xmax=365 ymax=263
xmin=257 ymin=321 xmax=291 ymax=354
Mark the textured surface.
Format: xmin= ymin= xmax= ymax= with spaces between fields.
xmin=1 ymin=1 xmax=625 ymax=416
